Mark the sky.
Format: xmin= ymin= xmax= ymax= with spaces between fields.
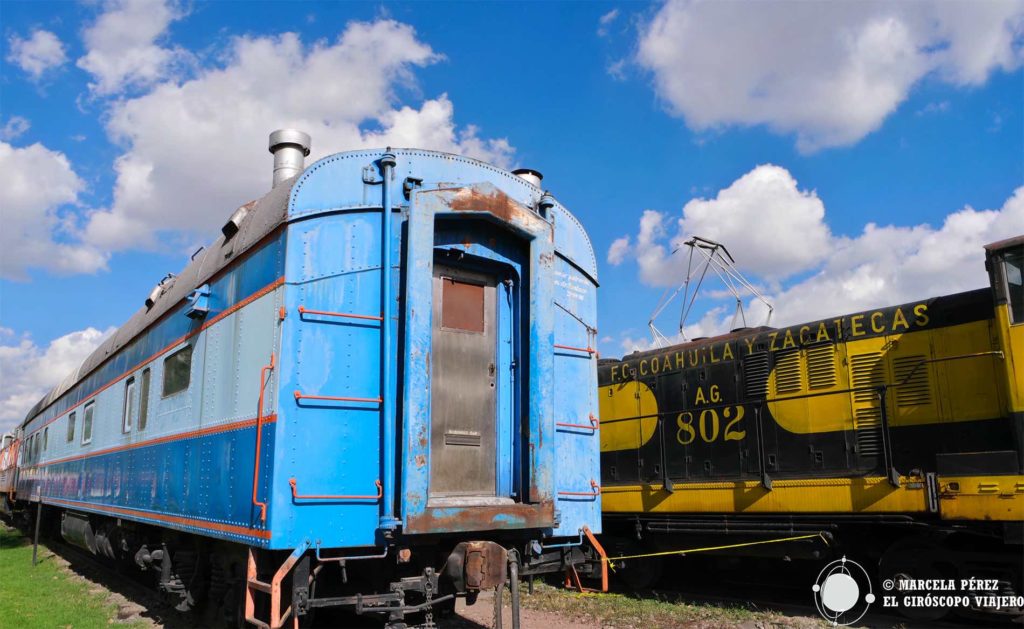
xmin=1 ymin=0 xmax=1022 ymax=432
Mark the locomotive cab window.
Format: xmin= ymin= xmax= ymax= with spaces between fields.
xmin=123 ymin=376 xmax=136 ymax=433
xmin=67 ymin=411 xmax=76 ymax=442
xmin=162 ymin=345 xmax=193 ymax=397
xmin=1004 ymin=247 xmax=1023 ymax=324
xmin=82 ymin=401 xmax=94 ymax=445
xmin=43 ymin=427 xmax=48 ymax=451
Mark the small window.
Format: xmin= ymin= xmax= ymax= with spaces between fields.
xmin=162 ymin=345 xmax=193 ymax=397
xmin=43 ymin=427 xmax=48 ymax=452
xmin=123 ymin=377 xmax=136 ymax=433
xmin=82 ymin=402 xmax=94 ymax=445
xmin=139 ymin=369 xmax=151 ymax=431
xmin=441 ymin=277 xmax=485 ymax=333
xmin=67 ymin=412 xmax=76 ymax=443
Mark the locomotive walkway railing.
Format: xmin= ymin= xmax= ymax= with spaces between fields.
xmin=604 ymin=350 xmax=1005 ymax=494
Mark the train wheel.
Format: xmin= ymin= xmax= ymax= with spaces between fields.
xmin=878 ymin=539 xmax=952 ymax=621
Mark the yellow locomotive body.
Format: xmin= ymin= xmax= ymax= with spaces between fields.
xmin=598 ymin=237 xmax=1023 ymax=612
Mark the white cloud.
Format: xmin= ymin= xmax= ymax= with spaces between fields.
xmin=607 ymin=58 xmax=627 ymax=81
xmin=82 ymin=20 xmax=514 ymax=251
xmin=607 ymin=236 xmax=631 ymax=265
xmin=610 ymin=164 xmax=1024 ymax=337
xmin=0 ymin=116 xmax=30 ymax=141
xmin=915 ymin=101 xmax=951 ymax=116
xmin=0 ymin=326 xmax=115 ymax=433
xmin=6 ymin=29 xmax=67 ymax=79
xmin=636 ymin=0 xmax=1024 ymax=152
xmin=77 ymin=0 xmax=189 ymax=95
xmin=598 ymin=9 xmax=620 ymax=37
xmin=0 ymin=141 xmax=107 ymax=280
xmin=764 ymin=188 xmax=1024 ymax=325
xmin=610 ymin=165 xmax=831 ymax=285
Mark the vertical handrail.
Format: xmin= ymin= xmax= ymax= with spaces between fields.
xmin=252 ymin=353 xmax=275 ymax=522
xmin=877 ymin=387 xmax=900 ymax=488
xmin=379 ymin=151 xmax=399 ymax=530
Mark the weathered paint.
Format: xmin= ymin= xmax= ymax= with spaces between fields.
xmin=16 ymin=147 xmax=601 ymax=554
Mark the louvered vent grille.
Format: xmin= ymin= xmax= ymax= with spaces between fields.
xmin=806 ymin=344 xmax=837 ymax=389
xmin=854 ymin=408 xmax=882 ymax=455
xmin=850 ymin=352 xmax=885 ymax=402
xmin=894 ymin=355 xmax=931 ymax=407
xmin=743 ymin=352 xmax=769 ymax=399
xmin=774 ymin=350 xmax=802 ymax=394
xmin=850 ymin=352 xmax=885 ymax=457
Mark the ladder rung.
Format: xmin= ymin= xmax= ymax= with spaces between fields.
xmin=248 ymin=579 xmax=272 ymax=594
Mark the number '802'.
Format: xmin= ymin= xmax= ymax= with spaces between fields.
xmin=675 ymin=406 xmax=746 ymax=445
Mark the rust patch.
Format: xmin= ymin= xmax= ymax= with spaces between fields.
xmin=415 ymin=454 xmax=426 ymax=468
xmin=463 ymin=541 xmax=507 ymax=590
xmin=405 ymin=500 xmax=555 ymax=534
xmin=450 ymin=187 xmax=521 ymax=222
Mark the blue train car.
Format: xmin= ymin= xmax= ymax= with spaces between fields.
xmin=11 ymin=132 xmax=603 ymax=627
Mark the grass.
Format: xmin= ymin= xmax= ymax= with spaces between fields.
xmin=0 ymin=525 xmax=148 ymax=629
xmin=518 ymin=582 xmax=825 ymax=628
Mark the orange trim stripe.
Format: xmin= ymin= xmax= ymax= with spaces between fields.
xmin=27 ymin=276 xmax=285 ymax=437
xmin=45 ymin=497 xmax=271 ymax=540
xmin=36 ymin=414 xmax=277 ymax=468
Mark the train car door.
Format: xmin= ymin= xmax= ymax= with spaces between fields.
xmin=430 ymin=264 xmax=498 ymax=497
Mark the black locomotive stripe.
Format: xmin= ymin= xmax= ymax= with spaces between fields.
xmin=602 ymin=288 xmax=994 ymax=383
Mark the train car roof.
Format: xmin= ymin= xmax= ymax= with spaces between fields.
xmin=22 ymin=147 xmax=595 ymax=427
xmin=22 ymin=174 xmax=296 ymax=426
xmin=985 ymin=235 xmax=1024 ymax=251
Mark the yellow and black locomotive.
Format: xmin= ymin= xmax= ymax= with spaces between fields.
xmin=598 ymin=237 xmax=1023 ymax=613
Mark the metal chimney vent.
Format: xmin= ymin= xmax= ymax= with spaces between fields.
xmin=512 ymin=168 xmax=543 ymax=188
xmin=269 ymin=129 xmax=311 ymax=187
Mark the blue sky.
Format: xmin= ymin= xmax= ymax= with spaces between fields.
xmin=1 ymin=0 xmax=1022 ymax=430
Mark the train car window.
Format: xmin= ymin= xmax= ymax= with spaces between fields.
xmin=1005 ymin=248 xmax=1023 ymax=323
xmin=43 ymin=427 xmax=48 ymax=452
xmin=82 ymin=401 xmax=94 ymax=445
xmin=162 ymin=345 xmax=193 ymax=397
xmin=139 ymin=369 xmax=151 ymax=431
xmin=123 ymin=377 xmax=136 ymax=433
xmin=67 ymin=411 xmax=76 ymax=442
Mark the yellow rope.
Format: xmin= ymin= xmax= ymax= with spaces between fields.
xmin=603 ymin=532 xmax=829 ymax=564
